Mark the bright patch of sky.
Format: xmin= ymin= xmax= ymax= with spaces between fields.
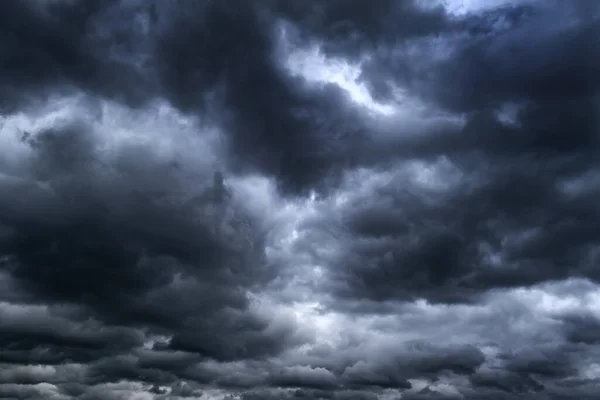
xmin=285 ymin=45 xmax=397 ymax=116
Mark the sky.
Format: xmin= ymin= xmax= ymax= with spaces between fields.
xmin=0 ymin=0 xmax=599 ymax=399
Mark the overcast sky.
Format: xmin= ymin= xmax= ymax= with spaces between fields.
xmin=0 ymin=0 xmax=599 ymax=399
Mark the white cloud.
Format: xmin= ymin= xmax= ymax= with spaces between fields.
xmin=285 ymin=45 xmax=396 ymax=116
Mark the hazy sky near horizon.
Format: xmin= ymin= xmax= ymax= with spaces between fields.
xmin=1 ymin=0 xmax=600 ymax=399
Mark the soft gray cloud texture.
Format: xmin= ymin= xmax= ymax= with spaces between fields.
xmin=0 ymin=0 xmax=599 ymax=399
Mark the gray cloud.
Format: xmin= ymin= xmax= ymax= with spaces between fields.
xmin=0 ymin=0 xmax=599 ymax=399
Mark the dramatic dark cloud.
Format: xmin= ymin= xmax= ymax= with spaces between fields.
xmin=0 ymin=0 xmax=155 ymax=112
xmin=0 ymin=0 xmax=599 ymax=399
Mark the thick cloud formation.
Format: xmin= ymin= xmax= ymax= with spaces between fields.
xmin=0 ymin=0 xmax=599 ymax=399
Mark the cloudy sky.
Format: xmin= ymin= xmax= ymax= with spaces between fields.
xmin=0 ymin=0 xmax=599 ymax=399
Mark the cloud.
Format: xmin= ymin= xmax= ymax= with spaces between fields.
xmin=0 ymin=0 xmax=153 ymax=112
xmin=0 ymin=0 xmax=599 ymax=399
xmin=300 ymin=151 xmax=600 ymax=305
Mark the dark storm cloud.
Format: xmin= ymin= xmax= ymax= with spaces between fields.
xmin=289 ymin=0 xmax=600 ymax=307
xmin=317 ymin=152 xmax=600 ymax=304
xmin=561 ymin=313 xmax=600 ymax=345
xmin=1 ymin=0 xmax=600 ymax=398
xmin=0 ymin=0 xmax=153 ymax=112
xmin=349 ymin=1 xmax=600 ymax=169
xmin=1 ymin=0 xmax=353 ymax=193
xmin=357 ymin=0 xmax=600 ymax=110
xmin=470 ymin=370 xmax=545 ymax=394
xmin=430 ymin=2 xmax=600 ymax=113
xmin=153 ymin=0 xmax=373 ymax=194
xmin=270 ymin=365 xmax=338 ymax=389
xmin=151 ymin=0 xmax=473 ymax=193
xmin=240 ymin=388 xmax=381 ymax=400
xmin=0 ymin=119 xmax=299 ymax=366
xmin=339 ymin=343 xmax=485 ymax=386
xmin=4 ymin=0 xmax=599 ymax=191
xmin=85 ymin=355 xmax=176 ymax=385
xmin=467 ymin=343 xmax=590 ymax=396
xmin=276 ymin=0 xmax=455 ymax=58
xmin=0 ymin=306 xmax=142 ymax=365
xmin=0 ymin=0 xmax=463 ymax=194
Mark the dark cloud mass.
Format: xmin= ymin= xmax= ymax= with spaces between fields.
xmin=0 ymin=0 xmax=599 ymax=398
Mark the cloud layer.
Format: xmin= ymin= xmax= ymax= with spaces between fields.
xmin=1 ymin=0 xmax=599 ymax=399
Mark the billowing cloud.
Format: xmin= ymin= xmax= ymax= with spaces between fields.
xmin=0 ymin=0 xmax=599 ymax=399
